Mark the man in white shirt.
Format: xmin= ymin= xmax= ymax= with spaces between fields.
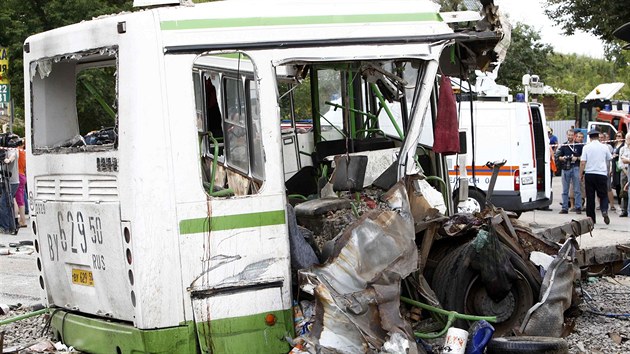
xmin=580 ymin=129 xmax=613 ymax=224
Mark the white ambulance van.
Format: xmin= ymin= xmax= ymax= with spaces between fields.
xmin=448 ymin=89 xmax=552 ymax=214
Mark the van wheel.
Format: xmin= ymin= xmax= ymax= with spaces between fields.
xmin=432 ymin=243 xmax=540 ymax=336
xmin=456 ymin=189 xmax=485 ymax=213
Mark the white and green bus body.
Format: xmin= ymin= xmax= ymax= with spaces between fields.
xmin=24 ymin=0 xmax=478 ymax=352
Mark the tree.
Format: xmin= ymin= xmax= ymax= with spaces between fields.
xmin=0 ymin=0 xmax=133 ymax=123
xmin=496 ymin=23 xmax=553 ymax=92
xmin=544 ymin=0 xmax=630 ymax=59
xmin=543 ymin=0 xmax=630 ymax=42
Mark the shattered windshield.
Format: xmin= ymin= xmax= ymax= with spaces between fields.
xmin=277 ymin=58 xmax=429 ymax=143
xmin=31 ymin=47 xmax=118 ymax=154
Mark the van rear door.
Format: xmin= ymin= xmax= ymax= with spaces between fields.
xmin=529 ymin=103 xmax=551 ymax=201
xmin=515 ymin=102 xmax=538 ymax=204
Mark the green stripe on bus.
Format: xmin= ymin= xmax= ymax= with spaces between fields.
xmin=49 ymin=308 xmax=292 ymax=353
xmin=179 ymin=210 xmax=285 ymax=234
xmin=161 ymin=13 xmax=442 ymax=30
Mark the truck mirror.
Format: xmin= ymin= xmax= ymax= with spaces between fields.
xmin=459 ymin=131 xmax=467 ymax=154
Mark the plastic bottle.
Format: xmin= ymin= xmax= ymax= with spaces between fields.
xmin=465 ymin=320 xmax=495 ymax=354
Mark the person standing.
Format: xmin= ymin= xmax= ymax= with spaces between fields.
xmin=612 ymin=132 xmax=625 ymax=211
xmin=548 ymin=127 xmax=558 ymax=187
xmin=580 ymin=129 xmax=613 ymax=225
xmin=548 ymin=127 xmax=559 ymax=153
xmin=0 ymin=137 xmax=20 ymax=233
xmin=570 ymin=130 xmax=587 ymax=209
xmin=601 ymin=132 xmax=617 ymax=211
xmin=618 ymin=133 xmax=630 ymax=217
xmin=16 ymin=139 xmax=27 ymax=227
xmin=556 ymin=129 xmax=582 ymax=214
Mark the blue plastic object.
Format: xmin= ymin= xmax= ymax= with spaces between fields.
xmin=515 ymin=93 xmax=525 ymax=102
xmin=465 ymin=320 xmax=495 ymax=354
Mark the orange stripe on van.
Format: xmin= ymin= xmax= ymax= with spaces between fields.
xmin=448 ymin=165 xmax=518 ymax=176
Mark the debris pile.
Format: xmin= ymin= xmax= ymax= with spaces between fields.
xmin=288 ymin=171 xmax=596 ymax=353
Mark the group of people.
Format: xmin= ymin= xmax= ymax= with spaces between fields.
xmin=552 ymin=127 xmax=630 ymax=225
xmin=0 ymin=134 xmax=27 ymax=234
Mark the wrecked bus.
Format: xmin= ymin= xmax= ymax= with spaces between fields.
xmin=23 ymin=0 xmax=526 ymax=352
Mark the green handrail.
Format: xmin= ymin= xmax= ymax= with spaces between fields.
xmin=355 ymin=128 xmax=386 ymax=138
xmin=425 ymin=175 xmax=449 ymax=207
xmin=200 ymin=132 xmax=234 ymax=197
xmin=400 ymin=296 xmax=497 ymax=339
xmin=80 ymin=80 xmax=116 ymax=120
xmin=324 ymin=101 xmax=378 ymax=120
xmin=318 ymin=112 xmax=346 ymax=138
xmin=370 ymin=83 xmax=404 ymax=140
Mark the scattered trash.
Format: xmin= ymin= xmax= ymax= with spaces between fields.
xmin=465 ymin=320 xmax=495 ymax=354
xmin=53 ymin=341 xmax=75 ymax=351
xmin=443 ymin=327 xmax=468 ymax=354
xmin=608 ymin=332 xmax=623 ymax=345
xmin=0 ymin=243 xmax=35 ymax=256
xmin=0 ymin=303 xmax=9 ymax=315
xmin=26 ymin=339 xmax=56 ymax=352
xmin=380 ymin=332 xmax=411 ymax=354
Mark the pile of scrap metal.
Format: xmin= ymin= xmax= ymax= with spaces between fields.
xmin=289 ymin=175 xmax=591 ymax=353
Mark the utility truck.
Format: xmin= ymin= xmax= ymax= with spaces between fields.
xmin=24 ymin=0 xmax=524 ymax=352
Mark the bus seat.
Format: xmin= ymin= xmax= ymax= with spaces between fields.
xmin=353 ymin=136 xmax=395 ymax=152
xmin=313 ymin=139 xmax=349 ymax=165
xmin=285 ymin=166 xmax=318 ymax=197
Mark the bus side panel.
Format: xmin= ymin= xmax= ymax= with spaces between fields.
xmin=117 ymin=13 xmax=187 ymax=329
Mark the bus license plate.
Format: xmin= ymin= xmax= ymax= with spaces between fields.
xmin=72 ymin=269 xmax=94 ymax=286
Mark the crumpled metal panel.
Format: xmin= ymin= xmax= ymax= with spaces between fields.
xmin=520 ymin=238 xmax=579 ymax=337
xmin=299 ymin=181 xmax=420 ymax=354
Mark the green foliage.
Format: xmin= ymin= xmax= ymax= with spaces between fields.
xmin=543 ymin=0 xmax=630 ymax=42
xmin=496 ymin=23 xmax=553 ymax=92
xmin=0 ymin=0 xmax=132 ymax=126
xmin=77 ymin=67 xmax=117 ymax=134
xmin=543 ymin=0 xmax=630 ymax=59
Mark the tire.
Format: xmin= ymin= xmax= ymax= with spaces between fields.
xmin=487 ymin=336 xmax=569 ymax=354
xmin=455 ymin=188 xmax=486 ymax=213
xmin=432 ymin=243 xmax=541 ymax=336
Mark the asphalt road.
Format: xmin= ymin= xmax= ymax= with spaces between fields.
xmin=1 ymin=175 xmax=628 ymax=307
xmin=520 ymin=175 xmax=630 ymax=250
xmin=0 ymin=223 xmax=42 ymax=307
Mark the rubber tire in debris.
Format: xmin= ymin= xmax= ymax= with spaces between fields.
xmin=455 ymin=188 xmax=485 ymax=213
xmin=487 ymin=336 xmax=569 ymax=354
xmin=431 ymin=243 xmax=541 ymax=336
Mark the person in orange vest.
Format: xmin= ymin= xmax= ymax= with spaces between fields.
xmin=550 ymin=145 xmax=557 ymax=182
xmin=16 ymin=138 xmax=27 ymax=227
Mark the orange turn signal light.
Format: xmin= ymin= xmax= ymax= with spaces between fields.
xmin=265 ymin=313 xmax=277 ymax=326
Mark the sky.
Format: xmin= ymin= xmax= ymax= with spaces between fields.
xmin=495 ymin=0 xmax=605 ymax=59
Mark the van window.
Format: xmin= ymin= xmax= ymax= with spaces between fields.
xmin=31 ymin=47 xmax=118 ymax=153
xmin=193 ymin=53 xmax=264 ymax=196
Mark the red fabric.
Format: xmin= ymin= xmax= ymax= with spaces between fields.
xmin=433 ymin=75 xmax=460 ymax=155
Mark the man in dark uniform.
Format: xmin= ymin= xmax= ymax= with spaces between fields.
xmin=556 ymin=129 xmax=583 ymax=214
